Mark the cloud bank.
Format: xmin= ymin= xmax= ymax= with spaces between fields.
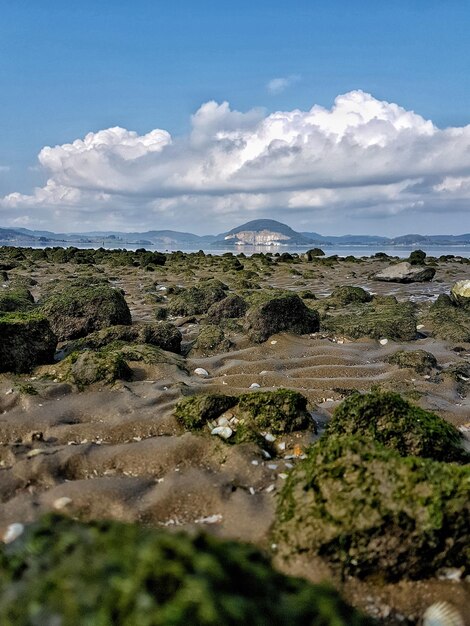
xmin=2 ymin=90 xmax=470 ymax=233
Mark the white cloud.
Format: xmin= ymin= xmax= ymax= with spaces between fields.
xmin=0 ymin=165 xmax=10 ymax=172
xmin=266 ymin=75 xmax=301 ymax=94
xmin=2 ymin=90 xmax=470 ymax=233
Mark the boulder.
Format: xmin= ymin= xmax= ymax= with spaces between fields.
xmin=0 ymin=287 xmax=34 ymax=313
xmin=386 ymin=349 xmax=437 ymax=374
xmin=328 ymin=285 xmax=372 ymax=305
xmin=207 ymin=294 xmax=248 ymax=322
xmin=0 ymin=514 xmax=371 ymax=625
xmin=450 ymin=280 xmax=470 ymax=308
xmin=245 ymin=294 xmax=319 ymax=342
xmin=328 ymin=390 xmax=468 ymax=463
xmin=274 ymin=435 xmax=470 ymax=580
xmin=40 ymin=282 xmax=132 ymax=341
xmin=0 ymin=312 xmax=57 ymax=373
xmin=167 ymin=280 xmax=228 ymax=316
xmin=54 ymin=349 xmax=132 ymax=388
xmin=174 ymin=393 xmax=238 ymax=429
xmin=374 ymin=261 xmax=435 ymax=283
xmin=190 ymin=324 xmax=231 ymax=356
xmin=425 ymin=294 xmax=470 ymax=342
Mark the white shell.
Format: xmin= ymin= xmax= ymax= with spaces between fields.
xmin=422 ymin=602 xmax=464 ymax=626
xmin=194 ymin=367 xmax=209 ymax=377
xmin=379 ymin=338 xmax=388 ymax=345
xmin=3 ymin=522 xmax=24 ymax=544
xmin=211 ymin=426 xmax=233 ymax=440
xmin=249 ymin=383 xmax=260 ymax=389
xmin=53 ymin=496 xmax=73 ymax=510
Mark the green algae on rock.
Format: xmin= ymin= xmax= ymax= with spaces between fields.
xmin=328 ymin=285 xmax=372 ymax=306
xmin=322 ymin=300 xmax=417 ymax=341
xmin=48 ymin=348 xmax=132 ymax=388
xmin=206 ymin=294 xmax=248 ymax=323
xmin=175 ymin=393 xmax=238 ymax=429
xmin=274 ymin=435 xmax=470 ymax=581
xmin=245 ymin=294 xmax=320 ymax=342
xmin=167 ymin=280 xmax=228 ymax=317
xmin=386 ymin=349 xmax=437 ymax=374
xmin=237 ymin=388 xmax=311 ymax=435
xmin=190 ymin=324 xmax=231 ymax=356
xmin=0 ymin=312 xmax=57 ymax=373
xmin=40 ymin=282 xmax=132 ymax=340
xmin=0 ymin=287 xmax=35 ymax=313
xmin=425 ymin=294 xmax=470 ymax=342
xmin=0 ymin=514 xmax=372 ymax=626
xmin=328 ymin=390 xmax=468 ymax=463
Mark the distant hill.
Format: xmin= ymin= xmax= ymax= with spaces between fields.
xmin=1 ymin=222 xmax=469 ymax=249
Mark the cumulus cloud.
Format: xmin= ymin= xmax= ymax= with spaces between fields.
xmin=266 ymin=75 xmax=301 ymax=94
xmin=2 ymin=90 xmax=470 ymax=233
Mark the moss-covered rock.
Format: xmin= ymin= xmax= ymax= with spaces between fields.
xmin=328 ymin=286 xmax=372 ymax=306
xmin=305 ymin=248 xmax=325 ymax=259
xmin=174 ymin=393 xmax=238 ymax=429
xmin=191 ymin=324 xmax=231 ymax=356
xmin=0 ymin=514 xmax=372 ymax=626
xmin=51 ymin=348 xmax=132 ymax=387
xmin=328 ymin=391 xmax=468 ymax=462
xmin=245 ymin=294 xmax=320 ymax=342
xmin=207 ymin=294 xmax=248 ymax=323
xmin=40 ymin=282 xmax=132 ymax=340
xmin=0 ymin=286 xmax=35 ymax=313
xmin=274 ymin=435 xmax=470 ymax=580
xmin=322 ymin=300 xmax=417 ymax=341
xmin=237 ymin=389 xmax=311 ymax=435
xmin=386 ymin=349 xmax=437 ymax=374
xmin=168 ymin=280 xmax=228 ymax=317
xmin=425 ymin=294 xmax=470 ymax=342
xmin=0 ymin=312 xmax=57 ymax=373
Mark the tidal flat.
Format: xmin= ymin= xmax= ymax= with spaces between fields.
xmin=0 ymin=246 xmax=469 ymax=625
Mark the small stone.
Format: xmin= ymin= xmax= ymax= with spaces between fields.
xmin=2 ymin=522 xmax=24 ymax=544
xmin=53 ymin=496 xmax=72 ymax=510
xmin=194 ymin=367 xmax=209 ymax=377
xmin=210 ymin=426 xmax=233 ymax=440
xmin=379 ymin=338 xmax=388 ymax=345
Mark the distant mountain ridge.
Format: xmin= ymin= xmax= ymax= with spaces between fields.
xmin=1 ymin=220 xmax=469 ymax=248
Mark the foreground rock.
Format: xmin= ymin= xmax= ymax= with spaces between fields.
xmin=0 ymin=312 xmax=57 ymax=373
xmin=328 ymin=390 xmax=468 ymax=463
xmin=0 ymin=514 xmax=371 ymax=625
xmin=386 ymin=349 xmax=437 ymax=374
xmin=245 ymin=294 xmax=319 ymax=342
xmin=40 ymin=282 xmax=132 ymax=340
xmin=274 ymin=435 xmax=470 ymax=580
xmin=0 ymin=287 xmax=34 ymax=313
xmin=425 ymin=294 xmax=470 ymax=342
xmin=374 ymin=261 xmax=436 ymax=283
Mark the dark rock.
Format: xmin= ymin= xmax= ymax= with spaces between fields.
xmin=190 ymin=324 xmax=231 ymax=356
xmin=0 ymin=287 xmax=34 ymax=313
xmin=245 ymin=294 xmax=319 ymax=342
xmin=0 ymin=312 xmax=57 ymax=373
xmin=329 ymin=285 xmax=372 ymax=305
xmin=207 ymin=294 xmax=248 ymax=322
xmin=174 ymin=393 xmax=238 ymax=429
xmin=386 ymin=349 xmax=437 ymax=374
xmin=168 ymin=280 xmax=227 ymax=316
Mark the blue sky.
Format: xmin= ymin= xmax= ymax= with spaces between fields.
xmin=1 ymin=1 xmax=469 ymax=234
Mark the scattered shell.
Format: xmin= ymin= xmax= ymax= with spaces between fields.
xmin=437 ymin=567 xmax=464 ymax=581
xmin=251 ymin=460 xmax=259 ymax=466
xmin=264 ymin=433 xmax=276 ymax=443
xmin=422 ymin=601 xmax=464 ymax=626
xmin=261 ymin=449 xmax=272 ymax=459
xmin=195 ymin=514 xmax=223 ymax=524
xmin=5 ymin=388 xmax=13 ymax=395
xmin=249 ymin=487 xmax=256 ymax=495
xmin=417 ymin=324 xmax=425 ymax=330
xmin=217 ymin=416 xmax=230 ymax=427
xmin=265 ymin=484 xmax=275 ymax=493
xmin=53 ymin=496 xmax=72 ymax=510
xmin=249 ymin=383 xmax=260 ymax=389
xmin=3 ymin=522 xmax=24 ymax=544
xmin=270 ymin=340 xmax=277 ymax=345
xmin=277 ymin=441 xmax=286 ymax=451
xmin=210 ymin=426 xmax=233 ymax=440
xmin=267 ymin=463 xmax=278 ymax=470
xmin=194 ymin=367 xmax=209 ymax=377
xmin=278 ymin=473 xmax=288 ymax=480
xmin=379 ymin=338 xmax=388 ymax=345
xmin=259 ymin=370 xmax=268 ymax=375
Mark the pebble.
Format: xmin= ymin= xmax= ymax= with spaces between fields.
xmin=210 ymin=426 xmax=233 ymax=440
xmin=249 ymin=383 xmax=260 ymax=389
xmin=379 ymin=338 xmax=388 ymax=345
xmin=53 ymin=496 xmax=72 ymax=510
xmin=2 ymin=522 xmax=24 ymax=544
xmin=194 ymin=367 xmax=209 ymax=377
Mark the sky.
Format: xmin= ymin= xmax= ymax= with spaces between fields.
xmin=1 ymin=1 xmax=470 ymax=235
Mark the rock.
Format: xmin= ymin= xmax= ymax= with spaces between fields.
xmin=206 ymin=294 xmax=248 ymax=322
xmin=329 ymin=285 xmax=372 ymax=305
xmin=0 ymin=286 xmax=35 ymax=313
xmin=274 ymin=435 xmax=470 ymax=580
xmin=51 ymin=348 xmax=132 ymax=388
xmin=387 ymin=349 xmax=437 ymax=374
xmin=237 ymin=388 xmax=312 ymax=435
xmin=40 ymin=282 xmax=132 ymax=340
xmin=167 ymin=280 xmax=228 ymax=316
xmin=174 ymin=393 xmax=238 ymax=429
xmin=190 ymin=325 xmax=231 ymax=356
xmin=425 ymin=295 xmax=470 ymax=342
xmin=374 ymin=261 xmax=436 ymax=283
xmin=245 ymin=294 xmax=319 ymax=343
xmin=328 ymin=390 xmax=468 ymax=463
xmin=450 ymin=280 xmax=470 ymax=308
xmin=305 ymin=248 xmax=325 ymax=260
xmin=323 ymin=300 xmax=417 ymax=341
xmin=0 ymin=514 xmax=371 ymax=625
xmin=0 ymin=312 xmax=57 ymax=373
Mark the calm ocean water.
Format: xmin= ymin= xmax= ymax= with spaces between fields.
xmin=4 ymin=241 xmax=470 ymax=258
